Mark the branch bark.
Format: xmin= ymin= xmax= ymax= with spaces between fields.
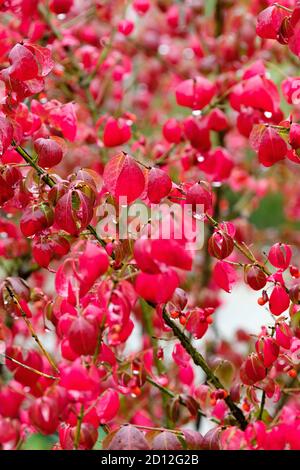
xmin=162 ymin=307 xmax=248 ymax=430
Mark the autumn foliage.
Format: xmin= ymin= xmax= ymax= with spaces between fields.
xmin=1 ymin=0 xmax=300 ymax=451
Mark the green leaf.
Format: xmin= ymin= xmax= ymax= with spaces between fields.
xmin=250 ymin=193 xmax=285 ymax=229
xmin=204 ymin=0 xmax=217 ymax=17
xmin=22 ymin=433 xmax=57 ymax=450
xmin=93 ymin=426 xmax=108 ymax=450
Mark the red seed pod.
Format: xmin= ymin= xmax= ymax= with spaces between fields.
xmin=171 ymin=287 xmax=188 ymax=310
xmin=275 ymin=322 xmax=293 ymax=349
xmin=268 ymin=243 xmax=292 ymax=270
xmin=162 ymin=118 xmax=182 ymax=144
xmin=208 ymin=231 xmax=234 ymax=260
xmin=20 ymin=203 xmax=54 ymax=237
xmin=269 ymin=285 xmax=290 ymax=315
xmin=288 ymin=369 xmax=297 ymax=378
xmin=255 ymin=336 xmax=280 ymax=368
xmin=147 ymin=167 xmax=172 ymax=203
xmin=289 ymin=284 xmax=300 ymax=304
xmin=257 ymin=290 xmax=269 ymax=306
xmin=68 ymin=316 xmax=99 ymax=356
xmin=240 ymin=353 xmax=266 ymax=385
xmin=186 ymin=181 xmax=212 ymax=213
xmin=34 ymin=138 xmax=63 ymax=168
xmin=29 ymin=397 xmax=59 ymax=435
xmin=245 ymin=265 xmax=267 ymax=291
xmin=290 ymin=265 xmax=300 ymax=278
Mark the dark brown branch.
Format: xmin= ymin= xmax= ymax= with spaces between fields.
xmin=162 ymin=307 xmax=248 ymax=430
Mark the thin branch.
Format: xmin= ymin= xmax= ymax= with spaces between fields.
xmin=74 ymin=404 xmax=84 ymax=449
xmin=146 ymin=376 xmax=206 ymax=420
xmin=2 ymin=353 xmax=58 ymax=380
xmin=258 ymin=390 xmax=266 ymax=420
xmin=5 ymin=284 xmax=59 ymax=373
xmin=162 ymin=307 xmax=248 ymax=430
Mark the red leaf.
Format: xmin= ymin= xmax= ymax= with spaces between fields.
xmin=34 ymin=137 xmax=63 ymax=168
xmin=151 ymin=239 xmax=193 ymax=271
xmin=103 ymin=152 xmax=145 ymax=203
xmin=256 ymin=6 xmax=289 ymax=40
xmin=147 ymin=167 xmax=172 ymax=203
xmin=213 ymin=261 xmax=236 ymax=293
xmin=8 ymin=44 xmax=39 ymax=81
xmin=151 ymin=431 xmax=183 ymax=450
xmin=135 ymin=269 xmax=179 ymax=304
xmin=186 ymin=309 xmax=209 ymax=339
xmin=48 ymin=102 xmax=77 ymax=142
xmin=258 ymin=127 xmax=287 ymax=167
xmin=77 ymin=242 xmax=109 ymax=295
xmin=54 ymin=189 xmax=94 ymax=235
xmin=0 ymin=116 xmax=13 ymax=156
xmin=96 ymin=389 xmax=120 ymax=424
xmin=103 ymin=117 xmax=131 ymax=147
xmin=269 ymin=285 xmax=290 ymax=316
xmin=103 ymin=425 xmax=150 ymax=450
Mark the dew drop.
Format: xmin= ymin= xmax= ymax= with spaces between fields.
xmin=192 ymin=109 xmax=202 ymax=116
xmin=193 ymin=213 xmax=205 ymax=221
xmin=264 ymin=111 xmax=272 ymax=119
xmin=183 ymin=48 xmax=194 ymax=60
xmin=158 ymin=44 xmax=170 ymax=55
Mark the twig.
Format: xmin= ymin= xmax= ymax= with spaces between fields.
xmin=74 ymin=404 xmax=84 ymax=449
xmin=258 ymin=390 xmax=266 ymax=420
xmin=146 ymin=376 xmax=206 ymax=420
xmin=2 ymin=353 xmax=58 ymax=380
xmin=273 ymin=3 xmax=293 ymax=13
xmin=162 ymin=307 xmax=248 ymax=430
xmin=5 ymin=284 xmax=59 ymax=373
